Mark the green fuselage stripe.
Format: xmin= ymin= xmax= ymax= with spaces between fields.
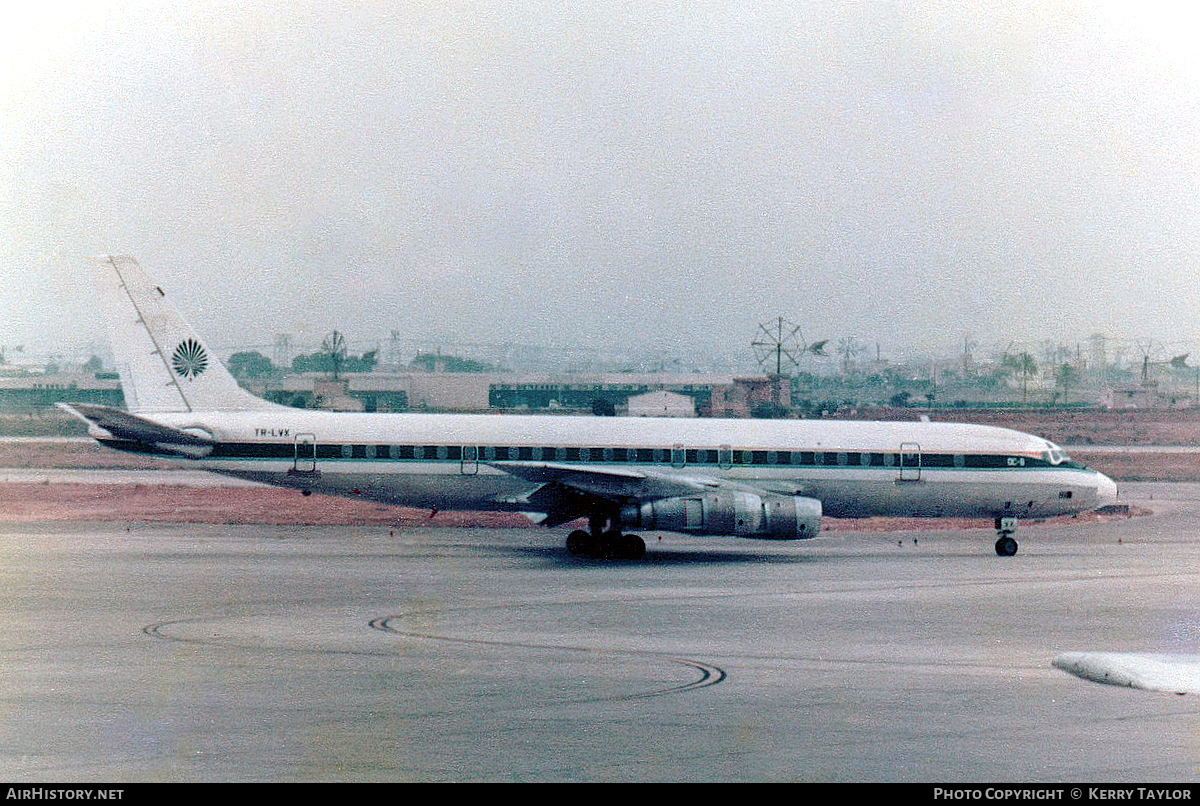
xmin=100 ymin=439 xmax=1086 ymax=471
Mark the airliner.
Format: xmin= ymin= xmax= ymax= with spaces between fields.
xmin=62 ymin=256 xmax=1118 ymax=559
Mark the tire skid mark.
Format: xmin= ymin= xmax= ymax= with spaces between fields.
xmin=143 ymin=616 xmax=727 ymax=702
xmin=142 ymin=617 xmax=396 ymax=659
xmin=369 ymin=615 xmax=726 ymax=701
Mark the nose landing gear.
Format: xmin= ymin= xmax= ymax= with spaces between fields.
xmin=995 ymin=517 xmax=1019 ymax=556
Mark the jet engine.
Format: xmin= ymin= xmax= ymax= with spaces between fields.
xmin=621 ymin=491 xmax=822 ymax=540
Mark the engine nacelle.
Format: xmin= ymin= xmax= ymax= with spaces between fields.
xmin=621 ymin=492 xmax=822 ymax=540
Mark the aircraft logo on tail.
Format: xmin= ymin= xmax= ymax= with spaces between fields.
xmin=171 ymin=338 xmax=209 ymax=380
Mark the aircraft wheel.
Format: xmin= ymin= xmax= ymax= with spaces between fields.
xmin=618 ymin=533 xmax=646 ymax=560
xmin=596 ymin=530 xmax=625 ymax=560
xmin=995 ymin=535 xmax=1018 ymax=556
xmin=566 ymin=529 xmax=592 ymax=556
xmin=570 ymin=530 xmax=645 ymax=560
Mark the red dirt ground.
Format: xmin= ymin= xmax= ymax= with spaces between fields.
xmin=0 ymin=482 xmax=531 ymax=527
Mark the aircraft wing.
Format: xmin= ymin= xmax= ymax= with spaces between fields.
xmin=489 ymin=461 xmax=727 ymax=527
xmin=57 ymin=403 xmax=214 ymax=458
xmin=491 ymin=461 xmax=720 ymax=499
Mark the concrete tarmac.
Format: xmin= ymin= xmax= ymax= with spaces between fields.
xmin=3 ymin=482 xmax=1200 ymax=782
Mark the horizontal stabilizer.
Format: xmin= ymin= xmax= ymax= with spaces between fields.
xmin=57 ymin=403 xmax=214 ymax=457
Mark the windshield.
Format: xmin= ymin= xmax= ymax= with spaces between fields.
xmin=1042 ymin=441 xmax=1071 ymax=466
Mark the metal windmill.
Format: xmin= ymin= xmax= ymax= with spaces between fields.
xmin=752 ymin=317 xmax=826 ymax=377
xmin=837 ymin=336 xmax=865 ymax=376
xmin=751 ymin=317 xmax=827 ymax=411
xmin=1132 ymin=338 xmax=1165 ymax=387
xmin=1136 ymin=338 xmax=1191 ymax=395
xmin=322 ymin=330 xmax=348 ymax=380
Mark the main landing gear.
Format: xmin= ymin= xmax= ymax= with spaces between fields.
xmin=994 ymin=517 xmax=1019 ymax=556
xmin=566 ymin=513 xmax=646 ymax=560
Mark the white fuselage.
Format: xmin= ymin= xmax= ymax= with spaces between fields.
xmin=103 ymin=409 xmax=1118 ymax=524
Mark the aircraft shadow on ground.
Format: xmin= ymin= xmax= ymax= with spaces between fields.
xmin=500 ymin=543 xmax=821 ymax=567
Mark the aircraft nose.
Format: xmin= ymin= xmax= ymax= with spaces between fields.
xmin=1095 ymin=472 xmax=1118 ymax=507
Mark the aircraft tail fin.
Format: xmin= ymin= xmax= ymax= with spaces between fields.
xmin=94 ymin=255 xmax=279 ymax=413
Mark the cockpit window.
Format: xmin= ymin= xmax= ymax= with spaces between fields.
xmin=1042 ymin=441 xmax=1071 ymax=466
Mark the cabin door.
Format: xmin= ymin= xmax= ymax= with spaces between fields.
xmin=291 ymin=433 xmax=318 ymax=476
xmin=898 ymin=442 xmax=921 ymax=482
xmin=671 ymin=444 xmax=686 ymax=469
xmin=461 ymin=444 xmax=479 ymax=475
xmin=718 ymin=445 xmax=733 ymax=470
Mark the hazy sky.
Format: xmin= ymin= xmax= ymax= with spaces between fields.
xmin=5 ymin=1 xmax=1200 ymax=368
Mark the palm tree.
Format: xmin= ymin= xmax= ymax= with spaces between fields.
xmin=1003 ymin=352 xmax=1038 ymax=404
xmin=1055 ymin=363 xmax=1079 ymax=405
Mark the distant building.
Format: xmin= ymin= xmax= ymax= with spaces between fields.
xmin=312 ymin=381 xmax=363 ymax=412
xmin=44 ymin=366 xmax=802 ymax=417
xmin=0 ymin=372 xmax=123 ymax=411
xmin=704 ymin=376 xmax=790 ymax=418
xmin=488 ymin=373 xmax=724 ymax=413
xmin=626 ymin=390 xmax=697 ymax=418
xmin=259 ymin=372 xmax=488 ymax=412
xmin=1102 ymin=383 xmax=1192 ymax=410
xmin=394 ymin=373 xmax=491 ymax=411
